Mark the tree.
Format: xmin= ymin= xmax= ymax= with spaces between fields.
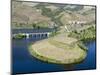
xmin=37 ymin=26 xmax=40 ymax=29
xmin=32 ymin=23 xmax=36 ymax=29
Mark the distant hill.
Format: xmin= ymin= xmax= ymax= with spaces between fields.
xmin=12 ymin=1 xmax=52 ymax=29
xmin=11 ymin=1 xmax=96 ymax=29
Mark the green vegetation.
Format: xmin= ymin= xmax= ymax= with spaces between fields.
xmin=41 ymin=7 xmax=53 ymax=17
xmin=31 ymin=23 xmax=41 ymax=29
xmin=49 ymin=26 xmax=61 ymax=37
xmin=13 ymin=33 xmax=26 ymax=39
xmin=32 ymin=23 xmax=36 ymax=28
xmin=68 ymin=26 xmax=96 ymax=41
xmin=64 ymin=5 xmax=84 ymax=11
xmin=36 ymin=22 xmax=49 ymax=28
xmin=77 ymin=41 xmax=88 ymax=51
xmin=49 ymin=31 xmax=59 ymax=37
xmin=38 ymin=6 xmax=63 ymax=26
xmin=31 ymin=22 xmax=49 ymax=29
xmin=68 ymin=26 xmax=95 ymax=51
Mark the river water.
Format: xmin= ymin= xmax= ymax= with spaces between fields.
xmin=12 ymin=29 xmax=96 ymax=74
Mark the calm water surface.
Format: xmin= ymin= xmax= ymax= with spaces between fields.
xmin=12 ymin=29 xmax=96 ymax=74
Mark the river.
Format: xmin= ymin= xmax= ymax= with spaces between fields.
xmin=12 ymin=29 xmax=96 ymax=74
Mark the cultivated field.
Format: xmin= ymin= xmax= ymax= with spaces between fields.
xmin=29 ymin=33 xmax=87 ymax=64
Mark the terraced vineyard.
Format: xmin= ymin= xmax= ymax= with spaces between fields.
xmin=29 ymin=32 xmax=87 ymax=64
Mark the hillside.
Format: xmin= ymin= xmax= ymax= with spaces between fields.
xmin=12 ymin=1 xmax=96 ymax=29
xmin=12 ymin=1 xmax=52 ymax=29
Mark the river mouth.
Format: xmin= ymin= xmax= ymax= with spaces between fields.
xmin=12 ymin=29 xmax=96 ymax=74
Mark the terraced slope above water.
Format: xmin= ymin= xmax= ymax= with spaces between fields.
xmin=29 ymin=33 xmax=87 ymax=64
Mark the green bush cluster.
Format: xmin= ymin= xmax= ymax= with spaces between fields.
xmin=49 ymin=31 xmax=60 ymax=37
xmin=68 ymin=26 xmax=96 ymax=41
xmin=68 ymin=26 xmax=95 ymax=50
xmin=13 ymin=33 xmax=26 ymax=39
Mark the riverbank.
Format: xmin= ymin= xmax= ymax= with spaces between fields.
xmin=28 ymin=25 xmax=96 ymax=64
xmin=13 ymin=34 xmax=96 ymax=73
xmin=29 ymin=33 xmax=87 ymax=64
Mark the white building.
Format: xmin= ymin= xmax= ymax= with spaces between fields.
xmin=68 ymin=20 xmax=86 ymax=24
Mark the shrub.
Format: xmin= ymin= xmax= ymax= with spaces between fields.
xmin=13 ymin=33 xmax=26 ymax=39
